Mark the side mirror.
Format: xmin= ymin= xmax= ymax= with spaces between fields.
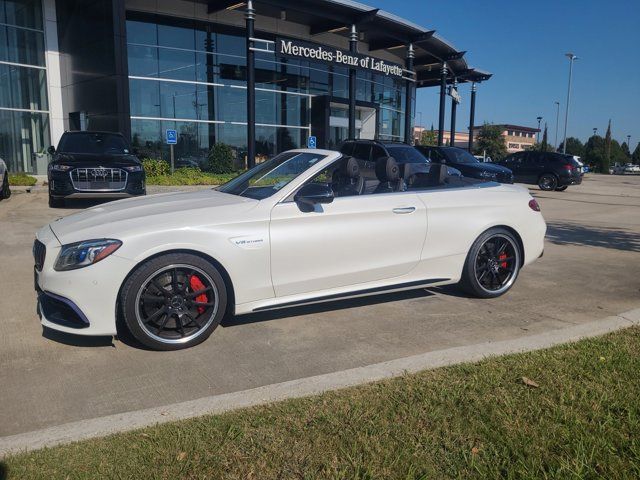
xmin=47 ymin=145 xmax=56 ymax=155
xmin=294 ymin=183 xmax=334 ymax=211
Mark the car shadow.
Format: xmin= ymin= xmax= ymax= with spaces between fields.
xmin=222 ymin=288 xmax=435 ymax=327
xmin=0 ymin=462 xmax=8 ymax=480
xmin=52 ymin=198 xmax=124 ymax=210
xmin=545 ymin=221 xmax=640 ymax=252
xmin=42 ymin=326 xmax=115 ymax=348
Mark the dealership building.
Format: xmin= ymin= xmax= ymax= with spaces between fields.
xmin=1 ymin=0 xmax=490 ymax=173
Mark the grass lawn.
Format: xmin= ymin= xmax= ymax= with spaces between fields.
xmin=146 ymin=170 xmax=236 ymax=186
xmin=8 ymin=173 xmax=37 ymax=186
xmin=3 ymin=328 xmax=639 ymax=479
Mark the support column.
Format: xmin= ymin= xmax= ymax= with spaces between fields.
xmin=468 ymin=82 xmax=477 ymax=152
xmin=449 ymin=78 xmax=458 ymax=146
xmin=437 ymin=62 xmax=447 ymax=146
xmin=404 ymin=43 xmax=414 ymax=144
xmin=348 ymin=24 xmax=357 ymax=139
xmin=245 ymin=0 xmax=256 ymax=168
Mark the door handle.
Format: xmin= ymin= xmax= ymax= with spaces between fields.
xmin=392 ymin=206 xmax=416 ymax=214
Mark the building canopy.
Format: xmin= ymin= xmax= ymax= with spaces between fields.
xmin=206 ymin=0 xmax=492 ymax=87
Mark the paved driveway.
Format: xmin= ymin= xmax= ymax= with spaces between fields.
xmin=1 ymin=175 xmax=639 ymax=437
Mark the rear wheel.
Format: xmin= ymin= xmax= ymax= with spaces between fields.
xmin=0 ymin=173 xmax=10 ymax=199
xmin=120 ymin=253 xmax=227 ymax=351
xmin=555 ymin=185 xmax=568 ymax=191
xmin=538 ymin=173 xmax=558 ymax=191
xmin=459 ymin=228 xmax=521 ymax=298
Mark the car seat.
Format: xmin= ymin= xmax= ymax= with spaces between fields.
xmin=374 ymin=156 xmax=404 ymax=193
xmin=332 ymin=156 xmax=364 ymax=197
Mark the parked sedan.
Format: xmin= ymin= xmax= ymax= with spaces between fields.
xmin=415 ymin=146 xmax=513 ymax=183
xmin=34 ymin=149 xmax=546 ymax=350
xmin=48 ymin=131 xmax=146 ymax=207
xmin=0 ymin=158 xmax=10 ymax=200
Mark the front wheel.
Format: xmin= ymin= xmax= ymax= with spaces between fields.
xmin=538 ymin=174 xmax=558 ymax=191
xmin=120 ymin=253 xmax=227 ymax=350
xmin=0 ymin=173 xmax=10 ymax=199
xmin=459 ymin=228 xmax=521 ymax=298
xmin=555 ymin=185 xmax=568 ymax=191
xmin=48 ymin=194 xmax=64 ymax=208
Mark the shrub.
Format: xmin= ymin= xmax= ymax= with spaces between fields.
xmin=207 ymin=143 xmax=234 ymax=174
xmin=9 ymin=173 xmax=37 ymax=186
xmin=142 ymin=158 xmax=170 ymax=176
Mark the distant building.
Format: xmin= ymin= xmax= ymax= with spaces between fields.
xmin=414 ymin=124 xmax=539 ymax=153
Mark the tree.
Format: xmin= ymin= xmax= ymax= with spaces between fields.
xmin=603 ymin=120 xmax=612 ymax=174
xmin=584 ymin=135 xmax=605 ymax=172
xmin=540 ymin=123 xmax=549 ymax=151
xmin=207 ymin=143 xmax=234 ymax=173
xmin=418 ymin=129 xmax=437 ymax=146
xmin=633 ymin=143 xmax=640 ymax=165
xmin=558 ymin=137 xmax=585 ymax=157
xmin=621 ymin=141 xmax=631 ymax=158
xmin=473 ymin=123 xmax=507 ymax=161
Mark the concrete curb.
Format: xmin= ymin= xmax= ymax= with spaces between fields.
xmin=2 ymin=307 xmax=639 ymax=457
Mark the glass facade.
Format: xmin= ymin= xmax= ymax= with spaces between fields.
xmin=0 ymin=0 xmax=50 ymax=174
xmin=127 ymin=11 xmax=408 ymax=168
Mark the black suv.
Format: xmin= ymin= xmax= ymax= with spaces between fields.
xmin=496 ymin=151 xmax=583 ymax=191
xmin=339 ymin=140 xmax=461 ymax=179
xmin=415 ymin=145 xmax=513 ymax=183
xmin=48 ymin=131 xmax=146 ymax=207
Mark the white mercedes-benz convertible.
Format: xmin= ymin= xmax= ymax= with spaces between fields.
xmin=34 ymin=149 xmax=546 ymax=350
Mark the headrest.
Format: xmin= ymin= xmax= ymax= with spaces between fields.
xmin=375 ymin=156 xmax=400 ymax=182
xmin=428 ymin=163 xmax=448 ymax=184
xmin=402 ymin=162 xmax=429 ymax=179
xmin=339 ymin=156 xmax=360 ymax=179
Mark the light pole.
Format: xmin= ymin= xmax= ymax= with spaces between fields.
xmin=554 ymin=102 xmax=560 ymax=150
xmin=536 ymin=116 xmax=542 ymax=143
xmin=627 ymin=134 xmax=631 ymax=152
xmin=562 ymin=53 xmax=578 ymax=154
xmin=593 ymin=127 xmax=598 ymax=137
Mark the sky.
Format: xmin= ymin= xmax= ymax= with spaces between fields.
xmin=372 ymin=0 xmax=640 ymax=148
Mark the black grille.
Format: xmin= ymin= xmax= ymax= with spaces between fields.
xmin=33 ymin=239 xmax=46 ymax=271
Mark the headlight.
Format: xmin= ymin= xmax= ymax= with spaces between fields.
xmin=123 ymin=165 xmax=143 ymax=172
xmin=50 ymin=164 xmax=72 ymax=171
xmin=54 ymin=239 xmax=122 ymax=271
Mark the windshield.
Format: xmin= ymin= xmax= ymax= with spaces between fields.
xmin=385 ymin=145 xmax=428 ymax=163
xmin=57 ymin=133 xmax=130 ymax=155
xmin=440 ymin=147 xmax=479 ymax=164
xmin=219 ymin=151 xmax=328 ymax=200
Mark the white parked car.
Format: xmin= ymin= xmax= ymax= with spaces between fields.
xmin=0 ymin=158 xmax=10 ymax=200
xmin=34 ymin=149 xmax=546 ymax=350
xmin=623 ymin=163 xmax=640 ymax=174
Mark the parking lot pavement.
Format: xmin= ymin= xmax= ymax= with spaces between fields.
xmin=1 ymin=174 xmax=639 ymax=438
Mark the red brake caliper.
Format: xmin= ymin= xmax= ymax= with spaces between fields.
xmin=498 ymin=253 xmax=508 ymax=269
xmin=189 ymin=275 xmax=208 ymax=314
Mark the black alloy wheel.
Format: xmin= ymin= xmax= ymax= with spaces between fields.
xmin=538 ymin=173 xmax=558 ymax=191
xmin=121 ymin=253 xmax=227 ymax=350
xmin=460 ymin=228 xmax=521 ymax=298
xmin=0 ymin=173 xmax=10 ymax=199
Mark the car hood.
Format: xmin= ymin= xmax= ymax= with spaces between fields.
xmin=52 ymin=153 xmax=141 ymax=167
xmin=452 ymin=162 xmax=511 ymax=174
xmin=48 ymin=189 xmax=258 ymax=244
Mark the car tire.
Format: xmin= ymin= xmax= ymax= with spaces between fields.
xmin=538 ymin=173 xmax=558 ymax=191
xmin=48 ymin=194 xmax=64 ymax=208
xmin=555 ymin=185 xmax=568 ymax=191
xmin=120 ymin=252 xmax=227 ymax=351
xmin=0 ymin=173 xmax=10 ymax=200
xmin=459 ymin=227 xmax=521 ymax=299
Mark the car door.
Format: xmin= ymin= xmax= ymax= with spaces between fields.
xmin=269 ymin=177 xmax=427 ymax=298
xmin=502 ymin=152 xmax=524 ymax=181
xmin=520 ymin=151 xmax=543 ymax=183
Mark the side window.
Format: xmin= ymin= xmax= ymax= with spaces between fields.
xmin=340 ymin=142 xmax=354 ymax=156
xmin=371 ymin=145 xmax=386 ymax=161
xmin=352 ymin=143 xmax=371 ymax=161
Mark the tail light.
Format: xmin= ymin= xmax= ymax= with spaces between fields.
xmin=563 ymin=164 xmax=574 ymax=173
xmin=528 ymin=199 xmax=541 ymax=212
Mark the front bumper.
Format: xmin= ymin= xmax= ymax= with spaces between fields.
xmin=34 ymin=228 xmax=135 ymax=336
xmin=49 ymin=169 xmax=145 ymax=199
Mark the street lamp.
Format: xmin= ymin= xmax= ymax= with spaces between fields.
xmin=593 ymin=127 xmax=598 ymax=136
xmin=536 ymin=116 xmax=542 ymax=143
xmin=554 ymin=102 xmax=560 ymax=150
xmin=562 ymin=53 xmax=578 ymax=154
xmin=627 ymin=134 xmax=631 ymax=151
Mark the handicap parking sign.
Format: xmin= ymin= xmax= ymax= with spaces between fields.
xmin=166 ymin=129 xmax=177 ymax=145
xmin=307 ymin=136 xmax=317 ymax=149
